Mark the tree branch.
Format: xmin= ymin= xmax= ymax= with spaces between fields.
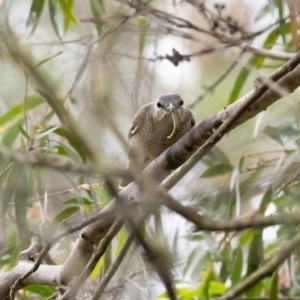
xmin=1 ymin=23 xmax=300 ymax=300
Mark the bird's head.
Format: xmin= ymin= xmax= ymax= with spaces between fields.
xmin=156 ymin=94 xmax=184 ymax=113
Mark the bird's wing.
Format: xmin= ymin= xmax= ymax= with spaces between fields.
xmin=128 ymin=103 xmax=152 ymax=138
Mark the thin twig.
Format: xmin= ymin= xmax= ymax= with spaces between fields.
xmin=60 ymin=220 xmax=124 ymax=299
xmin=91 ymin=228 xmax=135 ymax=298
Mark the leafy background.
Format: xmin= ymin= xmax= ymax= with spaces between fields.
xmin=1 ymin=0 xmax=300 ymax=299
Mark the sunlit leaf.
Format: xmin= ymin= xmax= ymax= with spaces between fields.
xmin=137 ymin=15 xmax=148 ymax=56
xmin=116 ymin=227 xmax=127 ymax=253
xmin=0 ymin=106 xmax=22 ymax=128
xmin=90 ymin=256 xmax=104 ymax=281
xmin=58 ymin=0 xmax=78 ymax=32
xmin=203 ymin=270 xmax=214 ymax=299
xmin=0 ymin=95 xmax=44 ymax=137
xmin=23 ymin=284 xmax=55 ymax=296
xmin=208 ymin=281 xmax=227 ymax=296
xmin=103 ymin=243 xmax=112 ymax=273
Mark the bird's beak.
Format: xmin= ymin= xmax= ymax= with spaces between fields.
xmin=166 ymin=103 xmax=175 ymax=112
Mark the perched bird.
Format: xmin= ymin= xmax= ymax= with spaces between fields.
xmin=119 ymin=94 xmax=195 ymax=188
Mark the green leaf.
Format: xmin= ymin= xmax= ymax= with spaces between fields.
xmin=203 ymin=270 xmax=214 ymax=299
xmin=11 ymin=165 xmax=31 ymax=244
xmin=26 ymin=0 xmax=45 ymax=34
xmin=270 ymin=272 xmax=278 ymax=300
xmin=18 ymin=124 xmax=31 ymax=140
xmin=246 ymin=229 xmax=263 ymax=276
xmin=137 ymin=15 xmax=148 ymax=56
xmin=0 ymin=95 xmax=45 ymax=146
xmin=0 ymin=245 xmax=20 ymax=269
xmin=89 ymin=0 xmax=105 ymax=34
xmin=95 ymin=184 xmax=114 ymax=205
xmin=228 ymin=55 xmax=264 ymax=104
xmin=35 ymin=51 xmax=63 ymax=68
xmin=274 ymin=0 xmax=286 ymax=45
xmin=24 ymin=95 xmax=45 ymax=110
xmin=0 ymin=106 xmax=22 ymax=128
xmin=2 ymin=121 xmax=22 ymax=146
xmin=239 ymin=231 xmax=254 ymax=245
xmin=103 ymin=243 xmax=112 ymax=273
xmin=219 ymin=243 xmax=231 ymax=282
xmin=64 ymin=197 xmax=93 ymax=206
xmin=54 ymin=127 xmax=86 ymax=161
xmin=201 ymin=163 xmax=233 ymax=178
xmin=0 ymin=95 xmax=44 ymax=129
xmin=23 ymin=284 xmax=55 ymax=296
xmin=58 ymin=0 xmax=78 ymax=32
xmin=54 ymin=206 xmax=80 ymax=224
xmin=228 ymin=22 xmax=290 ymax=104
xmin=208 ymin=281 xmax=226 ymax=296
xmin=49 ymin=0 xmax=61 ymax=38
xmin=246 ymin=280 xmax=264 ymax=297
xmin=258 ymin=188 xmax=273 ymax=214
xmin=54 ymin=143 xmax=81 ymax=162
xmin=230 ymin=246 xmax=243 ymax=284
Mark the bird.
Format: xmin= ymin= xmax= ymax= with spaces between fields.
xmin=119 ymin=94 xmax=195 ymax=189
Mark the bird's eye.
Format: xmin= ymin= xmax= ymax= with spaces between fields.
xmin=157 ymin=102 xmax=162 ymax=108
xmin=179 ymin=99 xmax=184 ymax=106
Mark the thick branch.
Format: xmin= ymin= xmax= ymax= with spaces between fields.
xmin=1 ymin=31 xmax=300 ymax=300
xmin=58 ymin=51 xmax=300 ymax=289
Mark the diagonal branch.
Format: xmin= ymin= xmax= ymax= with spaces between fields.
xmin=1 ymin=30 xmax=300 ymax=300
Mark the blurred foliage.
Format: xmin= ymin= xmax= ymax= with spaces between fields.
xmin=0 ymin=0 xmax=300 ymax=299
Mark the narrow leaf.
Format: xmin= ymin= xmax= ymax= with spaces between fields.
xmin=26 ymin=0 xmax=45 ymax=34
xmin=49 ymin=0 xmax=61 ymax=38
xmin=201 ymin=163 xmax=233 ymax=178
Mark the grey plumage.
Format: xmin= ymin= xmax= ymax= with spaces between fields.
xmin=119 ymin=94 xmax=195 ymax=188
